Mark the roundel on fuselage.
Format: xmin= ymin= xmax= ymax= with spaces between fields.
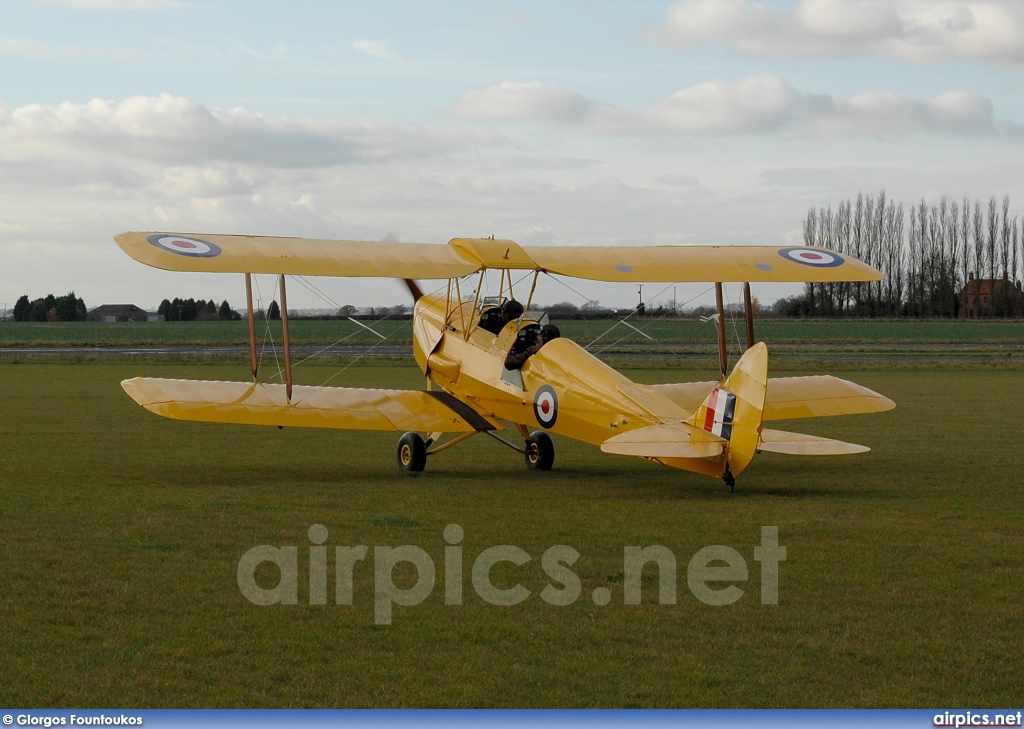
xmin=533 ymin=384 xmax=558 ymax=429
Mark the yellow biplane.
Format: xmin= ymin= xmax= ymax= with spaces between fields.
xmin=116 ymin=232 xmax=894 ymax=492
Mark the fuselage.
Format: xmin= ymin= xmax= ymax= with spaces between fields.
xmin=411 ymin=293 xmax=693 ymax=447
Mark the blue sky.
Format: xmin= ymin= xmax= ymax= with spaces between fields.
xmin=2 ymin=0 xmax=1023 ymax=312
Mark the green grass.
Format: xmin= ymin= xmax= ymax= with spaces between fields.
xmin=0 ymin=320 xmax=413 ymax=347
xmin=4 ymin=318 xmax=1024 ymax=347
xmin=556 ymin=318 xmax=1024 ymax=344
xmin=0 ymin=362 xmax=1022 ymax=707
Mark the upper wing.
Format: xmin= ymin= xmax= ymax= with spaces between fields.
xmin=651 ymin=375 xmax=895 ymax=420
xmin=524 ymin=244 xmax=881 ymax=283
xmin=117 ymin=231 xmax=881 ymax=283
xmin=115 ymin=232 xmax=479 ymax=279
xmin=121 ymin=378 xmax=499 ymax=432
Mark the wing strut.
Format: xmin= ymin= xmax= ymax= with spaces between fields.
xmin=743 ymin=282 xmax=756 ymax=350
xmin=280 ymin=274 xmax=293 ymax=401
xmin=715 ymin=282 xmax=727 ymax=378
xmin=245 ymin=273 xmax=258 ymax=382
xmin=523 ymin=271 xmax=539 ymax=314
xmin=465 ymin=270 xmax=483 ymax=341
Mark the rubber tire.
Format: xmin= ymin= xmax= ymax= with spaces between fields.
xmin=525 ymin=431 xmax=555 ymax=471
xmin=397 ymin=432 xmax=427 ymax=473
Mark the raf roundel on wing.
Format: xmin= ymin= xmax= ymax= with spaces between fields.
xmin=147 ymin=234 xmax=223 ymax=258
xmin=778 ymin=247 xmax=844 ymax=268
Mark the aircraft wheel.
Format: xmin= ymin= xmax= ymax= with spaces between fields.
xmin=525 ymin=431 xmax=555 ymax=471
xmin=397 ymin=432 xmax=427 ymax=473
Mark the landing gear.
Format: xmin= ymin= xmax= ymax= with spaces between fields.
xmin=395 ymin=427 xmax=553 ymax=474
xmin=722 ymin=466 xmax=736 ymax=494
xmin=397 ymin=432 xmax=427 ymax=473
xmin=525 ymin=431 xmax=555 ymax=471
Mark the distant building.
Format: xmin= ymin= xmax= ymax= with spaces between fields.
xmin=958 ymin=279 xmax=1024 ymax=319
xmin=87 ymin=304 xmax=163 ymax=322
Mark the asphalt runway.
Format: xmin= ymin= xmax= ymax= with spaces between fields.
xmin=0 ymin=345 xmax=413 ymax=358
xmin=3 ymin=342 xmax=1021 ymax=361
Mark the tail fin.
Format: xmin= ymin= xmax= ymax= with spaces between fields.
xmin=687 ymin=342 xmax=768 ymax=479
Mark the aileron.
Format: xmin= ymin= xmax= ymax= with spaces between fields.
xmin=121 ymin=378 xmax=499 ymax=433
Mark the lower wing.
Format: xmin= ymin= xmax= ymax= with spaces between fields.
xmin=121 ymin=378 xmax=499 ymax=432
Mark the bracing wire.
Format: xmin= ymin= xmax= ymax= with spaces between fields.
xmin=252 ymin=275 xmax=282 ymax=384
xmin=282 ymin=275 xmax=455 ymax=406
xmin=241 ymin=270 xmax=468 ymax=404
xmin=291 ymin=318 xmax=410 ymax=406
xmin=721 ymin=284 xmax=745 ymax=357
xmin=543 ymin=273 xmax=713 ymax=353
xmin=589 ymin=286 xmax=715 ymax=355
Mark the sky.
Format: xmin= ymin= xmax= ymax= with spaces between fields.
xmin=1 ymin=0 xmax=1023 ymax=314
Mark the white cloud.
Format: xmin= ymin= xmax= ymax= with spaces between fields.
xmin=642 ymin=75 xmax=803 ymax=135
xmin=351 ymin=40 xmax=400 ymax=62
xmin=651 ymin=0 xmax=1024 ymax=64
xmin=0 ymin=92 xmax=1018 ymax=312
xmin=155 ymin=165 xmax=262 ymax=199
xmin=449 ymin=82 xmax=596 ymax=123
xmin=448 ymin=76 xmax=998 ymax=138
xmin=0 ymin=94 xmax=506 ymax=171
xmin=807 ymin=89 xmax=995 ymax=136
xmin=796 ymin=0 xmax=903 ymax=39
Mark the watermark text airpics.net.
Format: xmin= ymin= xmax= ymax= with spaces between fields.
xmin=237 ymin=525 xmax=786 ymax=625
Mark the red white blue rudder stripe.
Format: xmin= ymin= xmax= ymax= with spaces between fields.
xmin=703 ymin=387 xmax=737 ymax=440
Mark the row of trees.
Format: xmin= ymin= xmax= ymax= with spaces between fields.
xmin=12 ymin=293 xmax=87 ymax=322
xmin=157 ymin=298 xmax=242 ymax=322
xmin=538 ymin=301 xmax=631 ymax=319
xmin=789 ymin=191 xmax=1022 ymax=318
xmin=278 ymin=305 xmax=411 ymax=319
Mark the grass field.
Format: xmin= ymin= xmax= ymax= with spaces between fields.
xmin=1 ymin=361 xmax=1022 ymax=707
xmin=4 ymin=318 xmax=1024 ymax=347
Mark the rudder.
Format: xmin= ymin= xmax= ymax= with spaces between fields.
xmin=687 ymin=342 xmax=769 ymax=481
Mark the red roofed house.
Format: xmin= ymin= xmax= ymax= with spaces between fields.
xmin=958 ymin=279 xmax=1024 ymax=319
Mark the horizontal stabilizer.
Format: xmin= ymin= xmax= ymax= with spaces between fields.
xmin=617 ymin=382 xmax=691 ymax=421
xmin=121 ymin=378 xmax=498 ymax=433
xmin=649 ymin=380 xmax=718 ymax=413
xmin=758 ymin=428 xmax=869 ymax=456
xmin=763 ymin=376 xmax=895 ymax=420
xmin=601 ymin=423 xmax=724 ymax=459
xmin=652 ymin=375 xmax=894 ymax=421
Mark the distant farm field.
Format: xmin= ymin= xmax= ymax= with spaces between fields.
xmin=1 ymin=362 xmax=1021 ymax=707
xmin=3 ymin=318 xmax=1024 ymax=347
